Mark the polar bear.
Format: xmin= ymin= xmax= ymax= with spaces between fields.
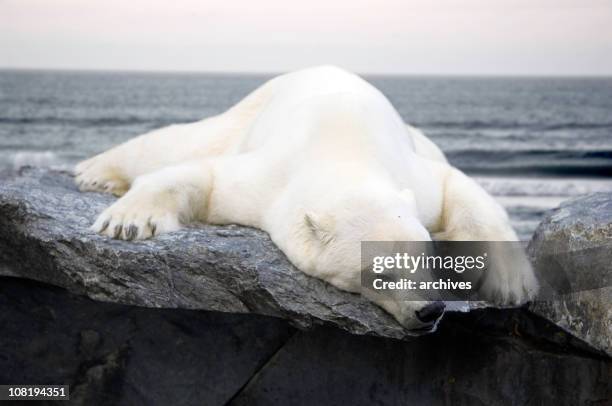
xmin=75 ymin=66 xmax=538 ymax=331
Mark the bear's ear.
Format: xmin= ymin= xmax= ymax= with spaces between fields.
xmin=304 ymin=212 xmax=335 ymax=246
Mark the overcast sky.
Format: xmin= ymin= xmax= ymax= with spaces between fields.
xmin=1 ymin=0 xmax=611 ymax=75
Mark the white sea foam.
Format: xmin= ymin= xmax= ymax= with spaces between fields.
xmin=11 ymin=151 xmax=60 ymax=171
xmin=475 ymin=176 xmax=612 ymax=197
xmin=473 ymin=176 xmax=612 ymax=240
xmin=494 ymin=196 xmax=568 ymax=210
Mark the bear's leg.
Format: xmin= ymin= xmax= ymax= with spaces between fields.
xmin=75 ymin=77 xmax=280 ymax=197
xmin=75 ymin=118 xmax=237 ymax=196
xmin=91 ymin=160 xmax=213 ymax=240
xmin=434 ymin=168 xmax=539 ymax=304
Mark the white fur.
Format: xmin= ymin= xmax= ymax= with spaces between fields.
xmin=76 ymin=66 xmax=538 ymax=329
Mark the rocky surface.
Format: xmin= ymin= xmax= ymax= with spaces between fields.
xmin=0 ymin=277 xmax=295 ymax=406
xmin=0 ymin=168 xmax=610 ymax=405
xmin=528 ymin=193 xmax=612 ymax=356
xmin=0 ymin=277 xmax=612 ymax=406
xmin=0 ymin=167 xmax=416 ymax=340
xmin=2 ymin=276 xmax=610 ymax=406
xmin=0 ymin=168 xmax=610 ymax=348
xmin=230 ymin=311 xmax=611 ymax=406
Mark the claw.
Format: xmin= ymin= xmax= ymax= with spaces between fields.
xmin=99 ymin=219 xmax=110 ymax=233
xmin=113 ymin=224 xmax=123 ymax=239
xmin=125 ymin=224 xmax=138 ymax=240
xmin=148 ymin=220 xmax=157 ymax=237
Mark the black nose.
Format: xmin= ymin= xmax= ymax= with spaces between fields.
xmin=415 ymin=301 xmax=446 ymax=323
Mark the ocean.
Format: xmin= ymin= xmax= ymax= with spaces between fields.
xmin=1 ymin=70 xmax=612 ymax=240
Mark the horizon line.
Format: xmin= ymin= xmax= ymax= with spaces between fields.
xmin=1 ymin=66 xmax=611 ymax=79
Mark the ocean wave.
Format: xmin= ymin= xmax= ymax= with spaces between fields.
xmin=447 ymin=148 xmax=612 ymax=161
xmin=417 ymin=120 xmax=612 ymax=131
xmin=446 ymin=148 xmax=612 ymax=177
xmin=0 ymin=116 xmax=176 ymax=127
xmin=10 ymin=151 xmax=60 ymax=171
xmin=461 ymin=164 xmax=612 ymax=177
xmin=475 ymin=176 xmax=612 ymax=197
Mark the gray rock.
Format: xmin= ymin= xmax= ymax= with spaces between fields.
xmin=230 ymin=315 xmax=611 ymax=406
xmin=0 ymin=276 xmax=295 ymax=406
xmin=2 ymin=277 xmax=610 ymax=406
xmin=528 ymin=193 xmax=612 ymax=356
xmin=1 ymin=168 xmax=610 ymax=405
xmin=0 ymin=167 xmax=413 ymax=340
xmin=1 ymin=168 xmax=610 ymax=355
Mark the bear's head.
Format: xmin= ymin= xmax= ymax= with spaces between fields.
xmin=299 ymin=187 xmax=445 ymax=331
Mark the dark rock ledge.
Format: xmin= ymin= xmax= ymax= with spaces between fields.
xmin=0 ymin=167 xmax=414 ymax=339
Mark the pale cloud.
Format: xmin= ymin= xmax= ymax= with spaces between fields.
xmin=0 ymin=0 xmax=611 ymax=75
